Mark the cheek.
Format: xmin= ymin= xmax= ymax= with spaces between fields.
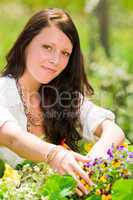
xmin=26 ymin=49 xmax=45 ymax=66
xmin=59 ymin=58 xmax=69 ymax=71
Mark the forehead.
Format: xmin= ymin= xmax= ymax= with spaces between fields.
xmin=34 ymin=25 xmax=73 ymax=51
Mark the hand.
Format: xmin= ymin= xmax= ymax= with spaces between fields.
xmin=48 ymin=145 xmax=93 ymax=196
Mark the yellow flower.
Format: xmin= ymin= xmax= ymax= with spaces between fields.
xmin=84 ymin=143 xmax=93 ymax=152
xmin=105 ymin=184 xmax=111 ymax=192
xmin=2 ymin=164 xmax=20 ymax=185
xmin=100 ymin=175 xmax=107 ymax=183
xmin=80 ymin=178 xmax=86 ymax=185
xmin=95 ymin=189 xmax=101 ymax=195
xmin=102 ymin=194 xmax=112 ymax=200
xmin=80 ymin=178 xmax=91 ymax=191
xmin=112 ymin=159 xmax=121 ymax=168
xmin=85 ymin=184 xmax=91 ymax=191
xmin=100 ymin=162 xmax=108 ymax=169
xmin=121 ymin=143 xmax=128 ymax=148
xmin=120 ymin=168 xmax=129 ymax=175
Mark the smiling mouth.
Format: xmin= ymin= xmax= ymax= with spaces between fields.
xmin=41 ymin=66 xmax=57 ymax=73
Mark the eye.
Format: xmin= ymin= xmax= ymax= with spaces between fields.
xmin=42 ymin=44 xmax=52 ymax=51
xmin=62 ymin=51 xmax=70 ymax=58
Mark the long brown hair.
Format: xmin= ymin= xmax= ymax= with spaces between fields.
xmin=2 ymin=8 xmax=94 ymax=151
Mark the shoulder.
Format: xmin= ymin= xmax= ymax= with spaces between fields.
xmin=0 ymin=75 xmax=15 ymax=92
xmin=80 ymin=97 xmax=115 ymax=122
xmin=79 ymin=96 xmax=94 ymax=118
xmin=79 ymin=96 xmax=115 ymax=141
xmin=0 ymin=75 xmax=17 ymax=106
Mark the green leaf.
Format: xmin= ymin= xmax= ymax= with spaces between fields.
xmin=0 ymin=182 xmax=8 ymax=199
xmin=112 ymin=179 xmax=133 ymax=200
xmin=40 ymin=174 xmax=77 ymax=200
xmin=128 ymin=145 xmax=133 ymax=152
xmin=127 ymin=162 xmax=133 ymax=174
xmin=15 ymin=160 xmax=35 ymax=170
xmin=85 ymin=194 xmax=101 ymax=200
xmin=0 ymin=159 xmax=5 ymax=178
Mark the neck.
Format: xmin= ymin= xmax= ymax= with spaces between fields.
xmin=18 ymin=71 xmax=41 ymax=94
xmin=17 ymin=72 xmax=42 ymax=108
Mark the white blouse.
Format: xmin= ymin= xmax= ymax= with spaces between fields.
xmin=0 ymin=75 xmax=115 ymax=167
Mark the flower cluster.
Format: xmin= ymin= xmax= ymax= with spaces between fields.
xmin=80 ymin=143 xmax=133 ymax=199
xmin=0 ymin=162 xmax=54 ymax=200
xmin=0 ymin=144 xmax=132 ymax=200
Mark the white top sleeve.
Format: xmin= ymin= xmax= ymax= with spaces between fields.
xmin=79 ymin=98 xmax=115 ymax=142
xmin=0 ymin=94 xmax=18 ymax=128
xmin=0 ymin=76 xmax=24 ymax=168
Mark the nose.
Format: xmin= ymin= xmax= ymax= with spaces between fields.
xmin=49 ymin=50 xmax=60 ymax=66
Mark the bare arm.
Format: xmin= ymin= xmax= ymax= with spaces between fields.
xmin=0 ymin=121 xmax=55 ymax=162
xmin=87 ymin=119 xmax=125 ymax=159
xmin=95 ymin=119 xmax=125 ymax=145
xmin=0 ymin=121 xmax=91 ymax=195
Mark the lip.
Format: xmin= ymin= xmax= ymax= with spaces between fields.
xmin=41 ymin=66 xmax=57 ymax=73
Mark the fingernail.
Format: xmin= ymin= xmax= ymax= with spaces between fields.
xmin=90 ymin=182 xmax=96 ymax=187
xmin=79 ymin=192 xmax=83 ymax=197
xmin=85 ymin=190 xmax=89 ymax=195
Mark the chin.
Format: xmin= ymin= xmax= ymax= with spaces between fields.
xmin=40 ymin=77 xmax=55 ymax=84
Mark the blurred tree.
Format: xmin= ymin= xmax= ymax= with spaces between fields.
xmin=96 ymin=0 xmax=110 ymax=57
xmin=86 ymin=0 xmax=111 ymax=59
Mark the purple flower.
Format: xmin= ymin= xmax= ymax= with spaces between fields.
xmin=107 ymin=148 xmax=113 ymax=159
xmin=117 ymin=146 xmax=125 ymax=151
xmin=84 ymin=161 xmax=94 ymax=167
xmin=93 ymin=160 xmax=99 ymax=166
xmin=119 ymin=155 xmax=125 ymax=159
xmin=128 ymin=152 xmax=133 ymax=159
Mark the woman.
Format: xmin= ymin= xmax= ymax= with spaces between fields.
xmin=0 ymin=8 xmax=124 ymax=196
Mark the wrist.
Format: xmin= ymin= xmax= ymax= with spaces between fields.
xmin=45 ymin=145 xmax=64 ymax=164
xmin=44 ymin=144 xmax=56 ymax=162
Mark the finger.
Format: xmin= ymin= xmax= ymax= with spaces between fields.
xmin=75 ymin=188 xmax=83 ymax=197
xmin=75 ymin=176 xmax=89 ymax=195
xmin=72 ymin=162 xmax=93 ymax=186
xmin=54 ymin=164 xmax=66 ymax=175
xmin=73 ymin=152 xmax=90 ymax=163
xmin=59 ymin=169 xmax=66 ymax=175
xmin=66 ymin=169 xmax=89 ymax=195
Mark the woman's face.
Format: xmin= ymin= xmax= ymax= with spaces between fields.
xmin=24 ymin=25 xmax=73 ymax=84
